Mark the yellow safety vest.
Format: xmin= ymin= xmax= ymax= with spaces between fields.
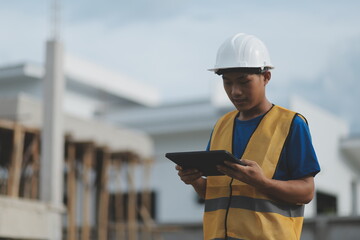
xmin=204 ymin=105 xmax=305 ymax=240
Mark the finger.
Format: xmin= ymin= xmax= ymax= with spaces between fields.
xmin=217 ymin=165 xmax=233 ymax=174
xmin=217 ymin=165 xmax=235 ymax=178
xmin=183 ymin=168 xmax=199 ymax=174
xmin=175 ymin=165 xmax=182 ymax=171
xmin=182 ymin=172 xmax=203 ymax=184
xmin=223 ymin=161 xmax=246 ymax=172
xmin=223 ymin=161 xmax=239 ymax=168
xmin=184 ymin=169 xmax=200 ymax=176
xmin=240 ymin=159 xmax=253 ymax=166
xmin=216 ymin=164 xmax=225 ymax=171
xmin=185 ymin=172 xmax=202 ymax=180
xmin=179 ymin=168 xmax=200 ymax=177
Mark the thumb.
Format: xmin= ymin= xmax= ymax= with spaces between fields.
xmin=239 ymin=159 xmax=252 ymax=166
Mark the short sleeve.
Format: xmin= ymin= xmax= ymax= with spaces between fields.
xmin=274 ymin=115 xmax=321 ymax=180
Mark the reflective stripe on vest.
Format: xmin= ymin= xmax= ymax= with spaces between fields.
xmin=204 ymin=105 xmax=305 ymax=240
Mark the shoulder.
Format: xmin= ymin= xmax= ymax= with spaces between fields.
xmin=273 ymin=105 xmax=308 ymax=126
xmin=273 ymin=105 xmax=297 ymax=115
xmin=292 ymin=114 xmax=310 ymax=132
xmin=293 ymin=114 xmax=308 ymax=125
xmin=288 ymin=114 xmax=313 ymax=145
xmin=214 ymin=110 xmax=238 ymax=127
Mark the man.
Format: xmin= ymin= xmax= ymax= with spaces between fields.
xmin=176 ymin=33 xmax=320 ymax=240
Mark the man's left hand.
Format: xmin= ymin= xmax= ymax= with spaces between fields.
xmin=216 ymin=159 xmax=268 ymax=189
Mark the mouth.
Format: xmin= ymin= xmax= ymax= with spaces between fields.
xmin=233 ymin=99 xmax=247 ymax=105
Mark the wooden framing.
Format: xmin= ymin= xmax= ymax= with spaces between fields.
xmin=7 ymin=124 xmax=25 ymax=197
xmin=81 ymin=142 xmax=94 ymax=240
xmin=29 ymin=134 xmax=40 ymax=199
xmin=127 ymin=158 xmax=138 ymax=240
xmin=65 ymin=138 xmax=77 ymax=240
xmin=140 ymin=158 xmax=156 ymax=240
xmin=20 ymin=132 xmax=40 ymax=199
xmin=113 ymin=158 xmax=125 ymax=240
xmin=0 ymin=119 xmax=39 ymax=197
xmin=96 ymin=148 xmax=110 ymax=240
xmin=0 ymin=119 xmax=160 ymax=240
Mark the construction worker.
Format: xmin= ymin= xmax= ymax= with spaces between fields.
xmin=176 ymin=33 xmax=320 ymax=239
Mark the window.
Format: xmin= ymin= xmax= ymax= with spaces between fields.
xmin=316 ymin=191 xmax=337 ymax=215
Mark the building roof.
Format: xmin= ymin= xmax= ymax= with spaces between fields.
xmin=0 ymin=55 xmax=160 ymax=108
xmin=105 ymin=98 xmax=234 ymax=135
xmin=64 ymin=54 xmax=160 ymax=107
xmin=0 ymin=62 xmax=43 ymax=81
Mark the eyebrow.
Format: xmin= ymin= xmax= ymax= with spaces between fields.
xmin=222 ymin=75 xmax=249 ymax=81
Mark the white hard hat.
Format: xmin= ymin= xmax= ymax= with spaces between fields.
xmin=209 ymin=33 xmax=274 ymax=75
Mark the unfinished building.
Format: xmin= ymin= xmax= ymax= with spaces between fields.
xmin=0 ymin=54 xmax=159 ymax=240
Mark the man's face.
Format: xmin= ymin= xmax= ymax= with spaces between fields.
xmin=222 ymin=72 xmax=269 ymax=112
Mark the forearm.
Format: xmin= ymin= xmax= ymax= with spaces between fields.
xmin=191 ymin=177 xmax=207 ymax=199
xmin=258 ymin=176 xmax=315 ymax=204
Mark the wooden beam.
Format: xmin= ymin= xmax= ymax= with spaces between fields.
xmin=7 ymin=124 xmax=25 ymax=197
xmin=30 ymin=134 xmax=40 ymax=199
xmin=141 ymin=158 xmax=154 ymax=240
xmin=97 ymin=148 xmax=110 ymax=240
xmin=127 ymin=159 xmax=138 ymax=240
xmin=113 ymin=160 xmax=125 ymax=240
xmin=66 ymin=141 xmax=77 ymax=240
xmin=20 ymin=133 xmax=39 ymax=198
xmin=82 ymin=143 xmax=94 ymax=240
xmin=0 ymin=119 xmax=39 ymax=134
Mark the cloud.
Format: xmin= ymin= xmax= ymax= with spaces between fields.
xmin=286 ymin=35 xmax=360 ymax=133
xmin=58 ymin=1 xmax=360 ymax=104
xmin=2 ymin=1 xmax=360 ymax=132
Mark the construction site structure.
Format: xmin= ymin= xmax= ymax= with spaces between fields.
xmin=0 ymin=95 xmax=160 ymax=240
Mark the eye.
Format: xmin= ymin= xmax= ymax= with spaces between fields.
xmin=240 ymin=80 xmax=250 ymax=85
xmin=223 ymin=80 xmax=232 ymax=86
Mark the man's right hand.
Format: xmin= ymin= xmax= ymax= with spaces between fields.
xmin=175 ymin=165 xmax=202 ymax=185
xmin=176 ymin=165 xmax=207 ymax=199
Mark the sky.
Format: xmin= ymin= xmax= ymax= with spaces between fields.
xmin=1 ymin=0 xmax=360 ymax=133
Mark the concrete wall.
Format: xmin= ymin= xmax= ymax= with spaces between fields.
xmin=0 ymin=78 xmax=42 ymax=101
xmin=0 ymin=196 xmax=64 ymax=240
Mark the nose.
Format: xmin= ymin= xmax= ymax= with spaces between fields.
xmin=231 ymin=84 xmax=243 ymax=97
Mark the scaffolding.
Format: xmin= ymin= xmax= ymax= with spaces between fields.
xmin=0 ymin=119 xmax=159 ymax=240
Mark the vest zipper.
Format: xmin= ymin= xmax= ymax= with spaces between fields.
xmin=224 ymin=178 xmax=234 ymax=240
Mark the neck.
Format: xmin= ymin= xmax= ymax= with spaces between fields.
xmin=238 ymin=100 xmax=272 ymax=121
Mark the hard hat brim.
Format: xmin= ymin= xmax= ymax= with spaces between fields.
xmin=208 ymin=67 xmax=274 ymax=75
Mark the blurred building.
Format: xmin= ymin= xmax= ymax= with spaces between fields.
xmin=1 ymin=56 xmax=360 ymax=240
xmin=0 ymin=57 xmax=158 ymax=240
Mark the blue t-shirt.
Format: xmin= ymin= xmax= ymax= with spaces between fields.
xmin=207 ymin=114 xmax=320 ymax=180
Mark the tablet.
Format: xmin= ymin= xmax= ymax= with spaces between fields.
xmin=165 ymin=150 xmax=245 ymax=176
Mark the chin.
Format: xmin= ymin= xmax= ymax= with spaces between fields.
xmin=234 ymin=104 xmax=250 ymax=112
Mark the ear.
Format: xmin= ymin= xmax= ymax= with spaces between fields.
xmin=263 ymin=71 xmax=271 ymax=86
